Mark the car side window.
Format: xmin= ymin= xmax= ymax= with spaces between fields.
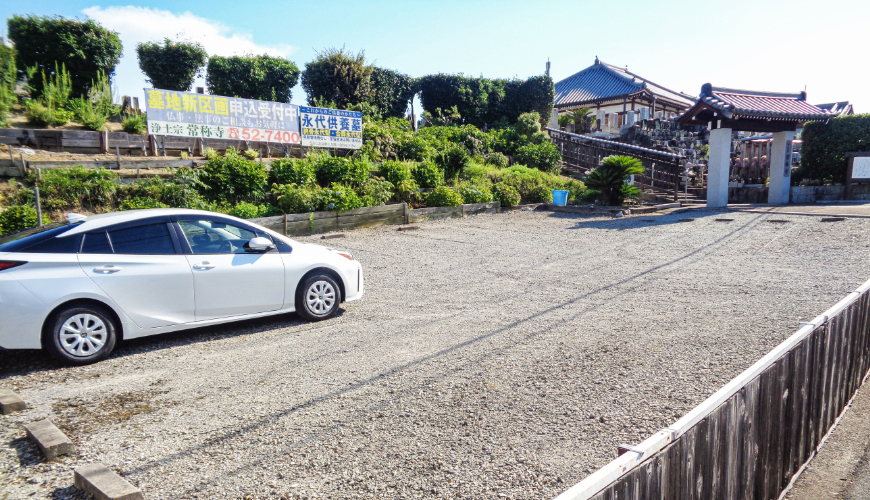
xmin=178 ymin=220 xmax=259 ymax=254
xmin=81 ymin=231 xmax=113 ymax=254
xmin=108 ymin=223 xmax=176 ymax=255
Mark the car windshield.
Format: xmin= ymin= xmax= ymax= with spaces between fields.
xmin=0 ymin=222 xmax=80 ymax=251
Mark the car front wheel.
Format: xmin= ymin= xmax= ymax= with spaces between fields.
xmin=296 ymin=275 xmax=341 ymax=321
xmin=45 ymin=306 xmax=118 ymax=365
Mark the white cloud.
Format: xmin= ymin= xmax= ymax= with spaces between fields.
xmin=82 ymin=6 xmax=293 ymax=102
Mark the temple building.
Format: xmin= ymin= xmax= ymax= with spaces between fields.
xmin=553 ymin=57 xmax=695 ymax=136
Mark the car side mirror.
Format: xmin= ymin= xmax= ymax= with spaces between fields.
xmin=247 ymin=237 xmax=276 ymax=252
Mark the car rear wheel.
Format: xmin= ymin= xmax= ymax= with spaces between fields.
xmin=296 ymin=274 xmax=340 ymax=321
xmin=45 ymin=306 xmax=118 ymax=365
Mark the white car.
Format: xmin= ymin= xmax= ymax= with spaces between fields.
xmin=0 ymin=209 xmax=363 ymax=364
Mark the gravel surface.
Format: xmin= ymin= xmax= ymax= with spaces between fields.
xmin=2 ymin=208 xmax=870 ymax=500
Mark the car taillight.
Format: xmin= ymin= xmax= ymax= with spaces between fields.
xmin=0 ymin=261 xmax=26 ymax=272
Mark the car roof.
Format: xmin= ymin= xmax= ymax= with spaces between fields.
xmin=61 ymin=209 xmax=251 ymax=237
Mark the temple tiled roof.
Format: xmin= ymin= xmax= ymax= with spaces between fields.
xmin=554 ymin=58 xmax=694 ymax=109
xmin=815 ymin=101 xmax=853 ymax=116
xmin=696 ymin=84 xmax=832 ymax=122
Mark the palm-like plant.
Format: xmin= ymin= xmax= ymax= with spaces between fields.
xmin=570 ymin=107 xmax=595 ymax=132
xmin=558 ymin=114 xmax=572 ymax=129
xmin=583 ymin=155 xmax=645 ymax=206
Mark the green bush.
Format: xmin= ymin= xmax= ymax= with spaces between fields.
xmin=379 ymin=160 xmax=414 ymax=185
xmin=136 ymin=38 xmax=208 ymax=92
xmin=579 ymin=189 xmax=601 ymax=203
xmin=797 ymin=114 xmax=870 ymax=183
xmin=67 ymin=70 xmax=117 ymax=131
xmin=455 ymin=182 xmax=493 ymax=204
xmin=24 ymin=63 xmax=73 ymax=126
xmin=227 ymin=201 xmax=281 ymax=219
xmin=312 ymin=151 xmax=370 ymax=187
xmin=35 ymin=166 xmax=118 ymax=211
xmin=368 ymin=66 xmax=416 ymax=119
xmin=301 ymin=48 xmax=373 ymax=108
xmin=0 ymin=44 xmax=16 ymax=127
xmin=434 ymin=144 xmax=469 ymax=182
xmin=485 ymin=152 xmax=509 ymax=168
xmin=526 ymin=185 xmax=553 ymax=203
xmin=206 ymin=54 xmax=300 ymax=103
xmin=273 ymin=183 xmax=318 ymax=214
xmin=8 ymin=15 xmax=122 ymax=97
xmin=394 ymin=178 xmax=420 ymax=203
xmin=559 ymin=179 xmax=586 ymax=202
xmin=514 ymin=142 xmax=561 ymax=174
xmin=491 ymin=183 xmax=520 ymax=207
xmin=119 ymin=197 xmax=169 ymax=211
xmin=198 ymin=154 xmax=269 ymax=205
xmin=315 ymin=184 xmax=364 ymax=211
xmin=357 ymin=177 xmax=394 ymax=206
xmin=583 ymin=155 xmax=645 ymax=206
xmin=515 ymin=111 xmax=541 ymax=136
xmin=202 ymin=147 xmax=220 ymax=160
xmin=244 ymin=149 xmax=261 ymax=160
xmin=412 ymin=160 xmax=444 ymax=188
xmin=426 ymin=185 xmax=463 ymax=208
xmin=500 ymin=165 xmax=556 ymax=199
xmin=395 ymin=135 xmax=432 ymax=162
xmin=122 ymin=114 xmax=147 ymax=134
xmin=0 ymin=205 xmax=50 ymax=235
xmin=269 ymin=157 xmax=316 ymax=187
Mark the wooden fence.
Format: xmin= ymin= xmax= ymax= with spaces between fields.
xmin=555 ymin=278 xmax=870 ymax=500
xmin=0 ymin=128 xmax=304 ymax=157
xmin=249 ymin=201 xmax=500 ymax=236
xmin=546 ymin=128 xmax=683 ymax=202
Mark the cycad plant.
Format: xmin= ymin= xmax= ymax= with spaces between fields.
xmin=570 ymin=107 xmax=595 ymax=132
xmin=583 ymin=155 xmax=644 ymax=206
xmin=558 ymin=114 xmax=572 ymax=130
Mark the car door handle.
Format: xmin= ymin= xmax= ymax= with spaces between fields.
xmin=93 ymin=265 xmax=122 ymax=273
xmin=193 ymin=263 xmax=216 ymax=270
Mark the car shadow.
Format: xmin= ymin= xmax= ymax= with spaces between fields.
xmin=0 ymin=309 xmax=342 ymax=379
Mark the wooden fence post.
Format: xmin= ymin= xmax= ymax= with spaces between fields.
xmin=283 ymin=213 xmax=288 ymax=235
xmin=403 ymin=202 xmax=410 ymax=224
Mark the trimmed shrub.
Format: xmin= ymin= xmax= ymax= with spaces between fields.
xmin=514 ymin=142 xmax=561 ymax=174
xmin=526 ymin=185 xmax=553 ymax=203
xmin=368 ymin=67 xmax=416 ymax=118
xmin=455 ymin=182 xmax=493 ymax=204
xmin=227 ymin=201 xmax=281 ymax=219
xmin=206 ymin=54 xmax=300 ymax=103
xmin=301 ymin=48 xmax=373 ymax=108
xmin=0 ymin=205 xmax=50 ymax=235
xmin=412 ymin=161 xmax=444 ymax=188
xmin=315 ymin=184 xmax=364 ymax=211
xmin=358 ymin=177 xmax=394 ymax=206
xmin=273 ymin=183 xmax=318 ymax=214
xmin=312 ymin=152 xmax=370 ymax=187
xmin=426 ymin=185 xmax=463 ymax=207
xmin=122 ymin=114 xmax=147 ymax=134
xmin=270 ymin=157 xmax=316 ymax=187
xmin=8 ymin=15 xmax=122 ymax=97
xmin=485 ymin=152 xmax=509 ymax=168
xmin=198 ymin=154 xmax=269 ymax=205
xmin=797 ymin=114 xmax=870 ymax=183
xmin=492 ymin=183 xmax=520 ymax=207
xmin=515 ymin=111 xmax=541 ymax=136
xmin=120 ymin=197 xmax=169 ymax=211
xmin=137 ymin=38 xmax=208 ymax=92
xmin=379 ymin=160 xmax=414 ymax=185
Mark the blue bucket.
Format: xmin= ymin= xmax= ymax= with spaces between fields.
xmin=552 ymin=189 xmax=569 ymax=206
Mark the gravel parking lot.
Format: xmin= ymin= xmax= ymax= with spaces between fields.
xmin=2 ymin=208 xmax=870 ymax=500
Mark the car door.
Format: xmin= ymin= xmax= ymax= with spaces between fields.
xmin=78 ymin=220 xmax=197 ymax=329
xmin=174 ymin=217 xmax=285 ymax=321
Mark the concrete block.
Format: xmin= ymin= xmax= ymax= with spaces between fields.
xmin=0 ymin=388 xmax=26 ymax=414
xmin=74 ymin=464 xmax=144 ymax=500
xmin=24 ymin=419 xmax=74 ymax=460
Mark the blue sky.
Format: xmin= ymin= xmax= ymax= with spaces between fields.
xmin=1 ymin=0 xmax=867 ymax=112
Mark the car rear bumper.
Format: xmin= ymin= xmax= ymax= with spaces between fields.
xmin=0 ymin=274 xmax=47 ymax=349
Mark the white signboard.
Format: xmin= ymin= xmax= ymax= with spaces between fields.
xmin=144 ymin=88 xmax=300 ymax=144
xmin=299 ymin=106 xmax=362 ymax=149
xmin=853 ymin=157 xmax=870 ymax=179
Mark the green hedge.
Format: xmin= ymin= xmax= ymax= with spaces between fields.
xmin=417 ymin=73 xmax=554 ymax=128
xmin=368 ymin=67 xmax=416 ymax=118
xmin=137 ymin=39 xmax=208 ymax=92
xmin=8 ymin=15 xmax=122 ymax=97
xmin=798 ymin=114 xmax=870 ymax=183
xmin=206 ymin=54 xmax=299 ymax=103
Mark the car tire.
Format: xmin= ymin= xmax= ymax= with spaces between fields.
xmin=296 ymin=274 xmax=341 ymax=322
xmin=45 ymin=305 xmax=118 ymax=365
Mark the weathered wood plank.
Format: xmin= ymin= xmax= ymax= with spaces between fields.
xmin=741 ymin=378 xmax=760 ymax=500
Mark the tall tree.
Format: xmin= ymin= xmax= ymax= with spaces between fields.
xmin=137 ymin=38 xmax=208 ymax=91
xmin=7 ymin=15 xmax=122 ymax=97
xmin=206 ymin=54 xmax=299 ymax=103
xmin=301 ymin=48 xmax=373 ymax=109
xmin=367 ymin=67 xmax=416 ymax=118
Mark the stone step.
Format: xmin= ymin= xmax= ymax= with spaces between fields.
xmin=0 ymin=388 xmax=26 ymax=414
xmin=74 ymin=464 xmax=144 ymax=500
xmin=24 ymin=419 xmax=75 ymax=460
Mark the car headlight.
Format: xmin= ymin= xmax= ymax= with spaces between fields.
xmin=327 ymin=248 xmax=354 ymax=261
